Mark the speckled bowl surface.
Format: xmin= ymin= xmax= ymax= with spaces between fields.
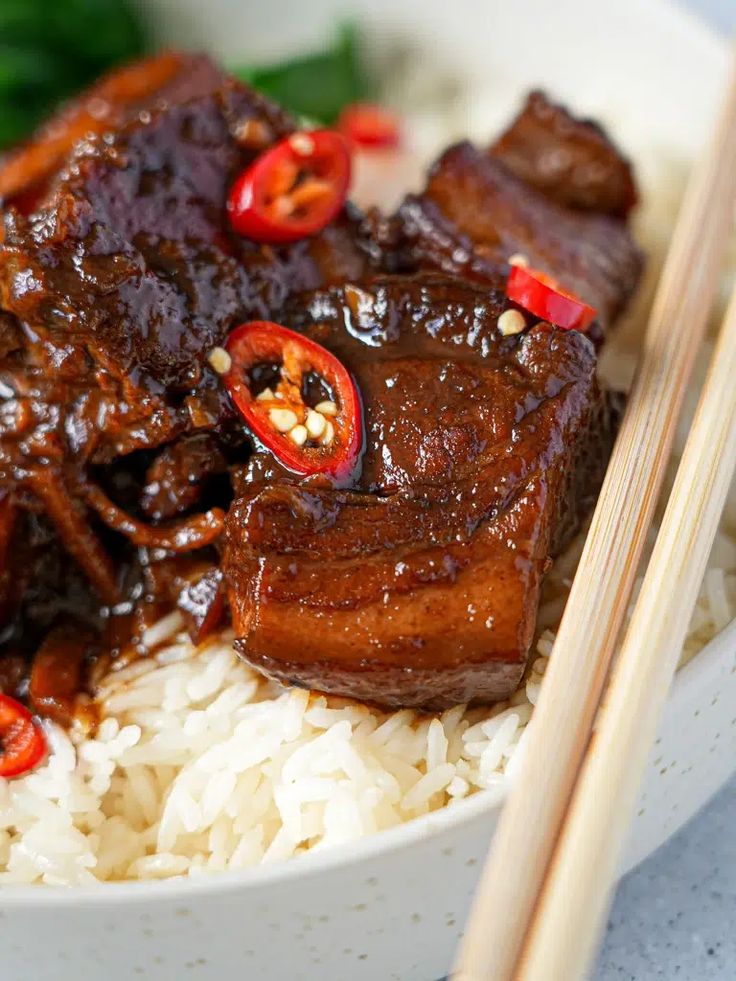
xmin=2 ymin=2 xmax=735 ymax=979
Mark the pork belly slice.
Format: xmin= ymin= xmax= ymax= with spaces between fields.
xmin=387 ymin=137 xmax=642 ymax=331
xmin=490 ymin=90 xmax=638 ymax=217
xmin=223 ymin=276 xmax=615 ymax=709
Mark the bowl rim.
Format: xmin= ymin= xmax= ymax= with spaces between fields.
xmin=0 ymin=0 xmax=730 ymax=911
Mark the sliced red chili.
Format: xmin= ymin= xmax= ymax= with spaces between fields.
xmin=0 ymin=694 xmax=47 ymax=779
xmin=507 ymin=264 xmax=597 ymax=332
xmin=227 ymin=130 xmax=351 ymax=244
xmin=338 ymin=103 xmax=401 ymax=149
xmin=223 ymin=321 xmax=362 ymax=481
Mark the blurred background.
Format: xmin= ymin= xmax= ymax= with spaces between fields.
xmin=0 ymin=0 xmax=384 ymax=152
xmin=0 ymin=0 xmax=727 ymax=155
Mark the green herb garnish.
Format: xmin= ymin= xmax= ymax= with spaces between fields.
xmin=0 ymin=0 xmax=146 ymax=149
xmin=233 ymin=24 xmax=371 ymax=125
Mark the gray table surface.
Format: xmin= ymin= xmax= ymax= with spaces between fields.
xmin=595 ymin=3 xmax=735 ymax=979
xmin=596 ymin=778 xmax=736 ymax=980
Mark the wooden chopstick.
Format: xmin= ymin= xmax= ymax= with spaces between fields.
xmin=452 ymin=50 xmax=736 ymax=981
xmin=516 ymin=260 xmax=736 ymax=981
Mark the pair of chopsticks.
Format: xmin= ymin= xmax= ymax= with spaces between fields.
xmin=453 ymin=48 xmax=736 ymax=981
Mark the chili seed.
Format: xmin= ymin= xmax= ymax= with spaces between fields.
xmin=305 ymin=409 xmax=326 ymax=438
xmin=269 ymin=408 xmax=298 ymax=432
xmin=256 ymin=387 xmax=275 ymax=401
xmin=207 ymin=347 xmax=232 ymax=374
xmin=497 ymin=310 xmax=527 ymax=336
xmin=508 ymin=253 xmax=529 ymax=267
xmin=321 ymin=420 xmax=335 ymax=445
xmin=273 ymin=196 xmax=295 ymax=218
xmin=314 ymin=400 xmax=338 ymax=417
xmin=290 ymin=132 xmax=315 ymax=156
xmin=289 ymin=424 xmax=308 ymax=446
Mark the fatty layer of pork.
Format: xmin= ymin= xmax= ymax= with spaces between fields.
xmin=222 ymin=275 xmax=616 ymax=709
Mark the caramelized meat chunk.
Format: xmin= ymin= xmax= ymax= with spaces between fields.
xmin=222 ymin=276 xmax=615 ymax=708
xmin=389 ymin=142 xmax=642 ymax=330
xmin=0 ymin=52 xmax=236 ymax=213
xmin=29 ymin=623 xmax=96 ymax=726
xmin=490 ymin=90 xmax=638 ymax=217
xmin=0 ymin=98 xmax=366 ymax=394
xmin=0 ymin=53 xmax=373 ymax=480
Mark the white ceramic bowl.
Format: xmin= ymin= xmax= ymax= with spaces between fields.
xmin=3 ymin=3 xmax=736 ymax=980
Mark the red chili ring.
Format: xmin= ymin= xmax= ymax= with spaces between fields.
xmin=223 ymin=320 xmax=363 ymax=482
xmin=0 ymin=694 xmax=47 ymax=779
xmin=338 ymin=103 xmax=401 ymax=149
xmin=227 ymin=130 xmax=351 ymax=244
xmin=507 ymin=264 xmax=597 ymax=332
